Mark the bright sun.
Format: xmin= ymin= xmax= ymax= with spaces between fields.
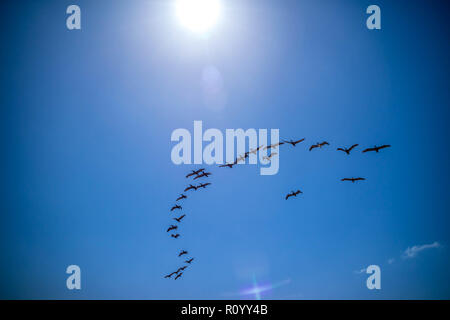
xmin=175 ymin=0 xmax=221 ymax=33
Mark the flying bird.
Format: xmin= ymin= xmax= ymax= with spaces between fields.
xmin=285 ymin=190 xmax=302 ymax=200
xmin=178 ymin=250 xmax=188 ymax=257
xmin=198 ymin=182 xmax=211 ymax=189
xmin=173 ymin=214 xmax=186 ymax=222
xmin=167 ymin=225 xmax=178 ymax=232
xmin=337 ymin=144 xmax=359 ymax=155
xmin=186 ymin=168 xmax=205 ymax=178
xmin=219 ymin=163 xmax=235 ymax=168
xmin=171 ymin=234 xmax=180 ymax=239
xmin=362 ymin=145 xmax=391 ymax=153
xmin=185 ymin=258 xmax=194 ymax=264
xmin=235 ymin=155 xmax=246 ymax=163
xmin=264 ymin=142 xmax=284 ymax=150
xmin=176 ymin=194 xmax=187 ymax=201
xmin=284 ymin=138 xmax=305 ymax=147
xmin=170 ymin=205 xmax=182 ymax=211
xmin=263 ymin=152 xmax=278 ymax=161
xmin=175 ymin=272 xmax=183 ymax=280
xmin=341 ymin=177 xmax=366 ymax=183
xmin=309 ymin=141 xmax=329 ymax=151
xmin=164 ymin=272 xmax=176 ymax=279
xmin=193 ymin=172 xmax=212 ymax=180
xmin=184 ymin=184 xmax=197 ymax=192
xmin=176 ymin=266 xmax=187 ymax=273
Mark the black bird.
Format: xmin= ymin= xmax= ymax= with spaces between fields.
xmin=285 ymin=190 xmax=302 ymax=200
xmin=186 ymin=168 xmax=205 ymax=178
xmin=185 ymin=258 xmax=194 ymax=264
xmin=171 ymin=234 xmax=180 ymax=239
xmin=341 ymin=177 xmax=365 ymax=183
xmin=362 ymin=145 xmax=391 ymax=153
xmin=337 ymin=144 xmax=359 ymax=155
xmin=178 ymin=250 xmax=188 ymax=257
xmin=174 ymin=214 xmax=186 ymax=222
xmin=164 ymin=272 xmax=176 ymax=279
xmin=193 ymin=172 xmax=212 ymax=180
xmin=249 ymin=145 xmax=264 ymax=154
xmin=235 ymin=155 xmax=246 ymax=163
xmin=309 ymin=141 xmax=329 ymax=151
xmin=198 ymin=182 xmax=211 ymax=189
xmin=170 ymin=205 xmax=182 ymax=211
xmin=219 ymin=163 xmax=235 ymax=168
xmin=264 ymin=142 xmax=284 ymax=150
xmin=167 ymin=225 xmax=178 ymax=232
xmin=263 ymin=152 xmax=277 ymax=161
xmin=176 ymin=266 xmax=187 ymax=273
xmin=284 ymin=138 xmax=305 ymax=147
xmin=176 ymin=194 xmax=187 ymax=201
xmin=184 ymin=184 xmax=197 ymax=192
xmin=175 ymin=272 xmax=183 ymax=280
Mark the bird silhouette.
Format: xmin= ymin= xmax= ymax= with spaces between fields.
xmin=171 ymin=234 xmax=180 ymax=239
xmin=167 ymin=225 xmax=178 ymax=232
xmin=184 ymin=184 xmax=198 ymax=192
xmin=170 ymin=205 xmax=182 ymax=211
xmin=284 ymin=138 xmax=305 ymax=146
xmin=337 ymin=144 xmax=359 ymax=155
xmin=178 ymin=250 xmax=188 ymax=257
xmin=176 ymin=266 xmax=187 ymax=273
xmin=249 ymin=145 xmax=264 ymax=154
xmin=219 ymin=163 xmax=235 ymax=168
xmin=164 ymin=272 xmax=176 ymax=279
xmin=185 ymin=258 xmax=194 ymax=264
xmin=193 ymin=172 xmax=212 ymax=180
xmin=341 ymin=177 xmax=365 ymax=183
xmin=186 ymin=168 xmax=205 ymax=178
xmin=285 ymin=190 xmax=302 ymax=200
xmin=263 ymin=152 xmax=278 ymax=161
xmin=176 ymin=194 xmax=187 ymax=201
xmin=174 ymin=214 xmax=186 ymax=222
xmin=198 ymin=182 xmax=211 ymax=189
xmin=309 ymin=141 xmax=329 ymax=151
xmin=362 ymin=145 xmax=391 ymax=153
xmin=175 ymin=272 xmax=183 ymax=280
xmin=264 ymin=142 xmax=284 ymax=150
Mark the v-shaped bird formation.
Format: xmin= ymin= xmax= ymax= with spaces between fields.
xmin=164 ymin=138 xmax=390 ymax=279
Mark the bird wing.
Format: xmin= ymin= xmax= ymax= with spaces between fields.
xmin=349 ymin=144 xmax=359 ymax=151
xmin=362 ymin=147 xmax=374 ymax=153
xmin=379 ymin=144 xmax=391 ymax=150
xmin=337 ymin=148 xmax=345 ymax=152
xmin=309 ymin=145 xmax=317 ymax=151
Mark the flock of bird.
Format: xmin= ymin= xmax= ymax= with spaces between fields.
xmin=164 ymin=168 xmax=211 ymax=280
xmin=217 ymin=139 xmax=390 ymax=199
xmin=164 ymin=138 xmax=390 ymax=280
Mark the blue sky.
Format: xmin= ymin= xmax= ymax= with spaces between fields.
xmin=1 ymin=0 xmax=449 ymax=299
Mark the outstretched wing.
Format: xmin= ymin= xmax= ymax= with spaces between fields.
xmin=309 ymin=145 xmax=317 ymax=151
xmin=362 ymin=147 xmax=374 ymax=153
xmin=378 ymin=144 xmax=391 ymax=150
xmin=349 ymin=144 xmax=359 ymax=151
xmin=337 ymin=148 xmax=345 ymax=152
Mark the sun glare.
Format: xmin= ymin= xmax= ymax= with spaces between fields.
xmin=175 ymin=0 xmax=221 ymax=33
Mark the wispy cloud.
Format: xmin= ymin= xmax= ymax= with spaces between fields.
xmin=402 ymin=241 xmax=441 ymax=259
